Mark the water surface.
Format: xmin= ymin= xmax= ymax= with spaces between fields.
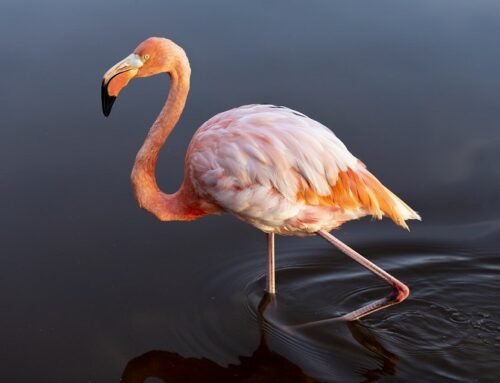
xmin=1 ymin=0 xmax=499 ymax=381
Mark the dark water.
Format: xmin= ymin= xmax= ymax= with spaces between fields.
xmin=2 ymin=0 xmax=500 ymax=381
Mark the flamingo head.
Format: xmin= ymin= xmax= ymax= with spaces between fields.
xmin=101 ymin=37 xmax=184 ymax=117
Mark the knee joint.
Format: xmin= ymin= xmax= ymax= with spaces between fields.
xmin=393 ymin=283 xmax=410 ymax=302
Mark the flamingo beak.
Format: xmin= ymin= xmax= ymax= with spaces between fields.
xmin=101 ymin=53 xmax=144 ymax=117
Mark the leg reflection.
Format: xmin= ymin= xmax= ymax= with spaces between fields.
xmin=347 ymin=321 xmax=399 ymax=382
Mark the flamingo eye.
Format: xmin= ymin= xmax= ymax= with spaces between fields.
xmin=143 ymin=54 xmax=150 ymax=61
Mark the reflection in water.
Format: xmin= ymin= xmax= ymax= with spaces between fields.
xmin=347 ymin=322 xmax=399 ymax=382
xmin=121 ymin=293 xmax=399 ymax=383
xmin=120 ymin=294 xmax=317 ymax=382
xmin=121 ymin=346 xmax=314 ymax=383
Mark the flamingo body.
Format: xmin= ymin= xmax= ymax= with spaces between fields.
xmin=186 ymin=104 xmax=419 ymax=235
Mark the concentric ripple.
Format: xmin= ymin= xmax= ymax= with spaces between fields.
xmin=244 ymin=229 xmax=500 ymax=381
xmin=135 ymin=223 xmax=500 ymax=382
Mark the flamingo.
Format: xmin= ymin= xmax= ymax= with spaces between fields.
xmin=101 ymin=37 xmax=421 ymax=321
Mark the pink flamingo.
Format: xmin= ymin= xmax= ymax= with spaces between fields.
xmin=102 ymin=37 xmax=421 ymax=320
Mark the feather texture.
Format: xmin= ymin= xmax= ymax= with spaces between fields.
xmin=186 ymin=104 xmax=420 ymax=234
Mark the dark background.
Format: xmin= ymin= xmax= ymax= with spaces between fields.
xmin=1 ymin=1 xmax=499 ymax=382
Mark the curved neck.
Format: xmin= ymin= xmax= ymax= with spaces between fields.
xmin=131 ymin=56 xmax=201 ymax=220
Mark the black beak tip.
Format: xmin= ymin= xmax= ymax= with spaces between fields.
xmin=101 ymin=80 xmax=116 ymax=117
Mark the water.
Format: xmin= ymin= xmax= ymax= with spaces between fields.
xmin=1 ymin=1 xmax=500 ymax=382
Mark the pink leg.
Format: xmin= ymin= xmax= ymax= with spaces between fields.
xmin=266 ymin=233 xmax=276 ymax=294
xmin=318 ymin=230 xmax=409 ymax=321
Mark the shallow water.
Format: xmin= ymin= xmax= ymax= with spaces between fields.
xmin=120 ymin=221 xmax=499 ymax=382
xmin=2 ymin=0 xmax=500 ymax=382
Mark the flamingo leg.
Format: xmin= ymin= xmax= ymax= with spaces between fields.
xmin=318 ymin=230 xmax=409 ymax=321
xmin=266 ymin=233 xmax=276 ymax=294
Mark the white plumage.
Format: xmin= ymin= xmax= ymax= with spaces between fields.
xmin=186 ymin=104 xmax=419 ymax=235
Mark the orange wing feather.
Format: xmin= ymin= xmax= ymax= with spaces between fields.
xmin=296 ymin=164 xmax=420 ymax=229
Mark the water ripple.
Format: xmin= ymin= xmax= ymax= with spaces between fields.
xmin=128 ymin=225 xmax=500 ymax=382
